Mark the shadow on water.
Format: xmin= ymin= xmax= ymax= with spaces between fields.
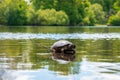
xmin=0 ymin=26 xmax=120 ymax=80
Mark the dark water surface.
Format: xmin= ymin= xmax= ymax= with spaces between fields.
xmin=0 ymin=26 xmax=120 ymax=80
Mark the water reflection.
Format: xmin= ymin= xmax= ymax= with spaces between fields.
xmin=0 ymin=58 xmax=120 ymax=80
xmin=0 ymin=26 xmax=120 ymax=80
xmin=0 ymin=38 xmax=120 ymax=80
xmin=0 ymin=32 xmax=120 ymax=40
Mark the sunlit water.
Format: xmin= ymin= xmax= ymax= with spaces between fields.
xmin=0 ymin=32 xmax=120 ymax=40
xmin=0 ymin=26 xmax=120 ymax=80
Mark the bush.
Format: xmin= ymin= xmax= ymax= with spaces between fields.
xmin=108 ymin=11 xmax=120 ymax=26
xmin=55 ymin=11 xmax=69 ymax=25
xmin=82 ymin=7 xmax=96 ymax=26
xmin=36 ymin=9 xmax=69 ymax=26
xmin=82 ymin=3 xmax=105 ymax=26
xmin=0 ymin=0 xmax=9 ymax=24
xmin=26 ymin=6 xmax=38 ymax=25
xmin=87 ymin=4 xmax=105 ymax=24
xmin=6 ymin=0 xmax=28 ymax=25
xmin=0 ymin=0 xmax=28 ymax=25
xmin=113 ymin=1 xmax=120 ymax=12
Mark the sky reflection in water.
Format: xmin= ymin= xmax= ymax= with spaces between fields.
xmin=0 ymin=28 xmax=120 ymax=80
xmin=0 ymin=32 xmax=120 ymax=40
xmin=1 ymin=58 xmax=120 ymax=80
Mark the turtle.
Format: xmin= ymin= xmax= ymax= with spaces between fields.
xmin=50 ymin=40 xmax=76 ymax=61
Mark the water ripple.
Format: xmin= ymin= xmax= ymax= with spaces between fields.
xmin=0 ymin=32 xmax=120 ymax=40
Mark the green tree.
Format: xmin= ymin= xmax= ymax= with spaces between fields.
xmin=82 ymin=3 xmax=106 ymax=26
xmin=30 ymin=0 xmax=91 ymax=26
xmin=55 ymin=0 xmax=90 ymax=25
xmin=90 ymin=0 xmax=117 ymax=12
xmin=31 ymin=0 xmax=57 ymax=10
xmin=55 ymin=10 xmax=69 ymax=25
xmin=7 ymin=0 xmax=28 ymax=25
xmin=83 ymin=8 xmax=96 ymax=26
xmin=0 ymin=0 xmax=10 ymax=24
xmin=113 ymin=0 xmax=120 ymax=12
xmin=108 ymin=11 xmax=120 ymax=26
xmin=75 ymin=0 xmax=91 ymax=25
xmin=36 ymin=9 xmax=69 ymax=25
xmin=26 ymin=5 xmax=38 ymax=25
xmin=55 ymin=0 xmax=77 ymax=25
xmin=87 ymin=3 xmax=105 ymax=24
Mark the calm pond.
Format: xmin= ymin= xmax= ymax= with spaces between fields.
xmin=0 ymin=26 xmax=120 ymax=80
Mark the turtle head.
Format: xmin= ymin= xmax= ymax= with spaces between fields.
xmin=61 ymin=44 xmax=76 ymax=54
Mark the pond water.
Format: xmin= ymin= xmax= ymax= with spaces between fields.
xmin=0 ymin=26 xmax=120 ymax=80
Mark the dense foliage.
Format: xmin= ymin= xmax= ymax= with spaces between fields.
xmin=0 ymin=0 xmax=120 ymax=26
xmin=36 ymin=9 xmax=69 ymax=25
xmin=108 ymin=11 xmax=120 ymax=26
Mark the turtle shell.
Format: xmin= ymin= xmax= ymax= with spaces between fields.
xmin=51 ymin=40 xmax=73 ymax=49
xmin=51 ymin=40 xmax=76 ymax=61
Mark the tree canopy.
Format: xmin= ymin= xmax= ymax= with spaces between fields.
xmin=0 ymin=0 xmax=120 ymax=26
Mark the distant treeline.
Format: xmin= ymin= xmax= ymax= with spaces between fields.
xmin=0 ymin=0 xmax=120 ymax=26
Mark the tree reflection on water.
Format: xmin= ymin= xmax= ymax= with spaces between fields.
xmin=0 ymin=26 xmax=120 ymax=80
